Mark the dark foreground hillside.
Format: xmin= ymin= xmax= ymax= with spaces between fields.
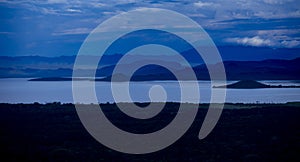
xmin=0 ymin=102 xmax=299 ymax=162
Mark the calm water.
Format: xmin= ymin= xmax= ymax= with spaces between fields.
xmin=0 ymin=78 xmax=299 ymax=104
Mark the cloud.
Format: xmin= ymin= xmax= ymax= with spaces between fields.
xmin=1 ymin=0 xmax=299 ymax=20
xmin=256 ymin=29 xmax=300 ymax=48
xmin=89 ymin=2 xmax=107 ymax=8
xmin=66 ymin=8 xmax=82 ymax=13
xmin=47 ymin=0 xmax=68 ymax=4
xmin=52 ymin=28 xmax=92 ymax=35
xmin=1 ymin=0 xmax=300 ymax=58
xmin=225 ymin=36 xmax=274 ymax=47
xmin=0 ymin=32 xmax=13 ymax=35
xmin=225 ymin=34 xmax=300 ymax=48
xmin=187 ymin=13 xmax=207 ymax=18
xmin=254 ymin=10 xmax=300 ymax=19
xmin=281 ymin=40 xmax=300 ymax=48
xmin=257 ymin=29 xmax=300 ymax=37
xmin=40 ymin=7 xmax=59 ymax=15
xmin=194 ymin=1 xmax=214 ymax=8
xmin=263 ymin=0 xmax=294 ymax=5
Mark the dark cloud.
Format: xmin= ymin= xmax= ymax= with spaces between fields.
xmin=0 ymin=0 xmax=299 ymax=56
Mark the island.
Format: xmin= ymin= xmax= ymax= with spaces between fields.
xmin=214 ymin=80 xmax=300 ymax=89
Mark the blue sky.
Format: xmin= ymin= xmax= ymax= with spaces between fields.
xmin=0 ymin=0 xmax=300 ymax=56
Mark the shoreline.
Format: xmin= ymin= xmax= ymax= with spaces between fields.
xmin=0 ymin=102 xmax=299 ymax=108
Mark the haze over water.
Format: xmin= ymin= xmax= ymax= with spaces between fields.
xmin=0 ymin=78 xmax=299 ymax=104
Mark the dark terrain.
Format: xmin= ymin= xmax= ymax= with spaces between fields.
xmin=0 ymin=102 xmax=299 ymax=161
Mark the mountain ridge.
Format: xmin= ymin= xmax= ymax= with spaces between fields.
xmin=6 ymin=57 xmax=299 ymax=80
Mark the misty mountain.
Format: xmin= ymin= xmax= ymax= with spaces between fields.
xmin=1 ymin=46 xmax=299 ymax=70
xmin=2 ymin=57 xmax=300 ymax=80
xmin=96 ymin=57 xmax=300 ymax=81
xmin=1 ymin=47 xmax=300 ymax=80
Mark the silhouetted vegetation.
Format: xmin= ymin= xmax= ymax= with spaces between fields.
xmin=0 ymin=102 xmax=299 ymax=161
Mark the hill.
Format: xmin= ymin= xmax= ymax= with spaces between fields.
xmin=214 ymin=80 xmax=300 ymax=89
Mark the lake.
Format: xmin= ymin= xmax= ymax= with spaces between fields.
xmin=0 ymin=78 xmax=299 ymax=104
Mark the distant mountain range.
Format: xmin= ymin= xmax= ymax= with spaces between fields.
xmin=1 ymin=56 xmax=299 ymax=80
xmin=0 ymin=46 xmax=299 ymax=80
xmin=96 ymin=57 xmax=300 ymax=81
xmin=1 ymin=46 xmax=299 ymax=69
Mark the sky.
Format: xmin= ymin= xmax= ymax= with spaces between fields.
xmin=0 ymin=0 xmax=300 ymax=57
